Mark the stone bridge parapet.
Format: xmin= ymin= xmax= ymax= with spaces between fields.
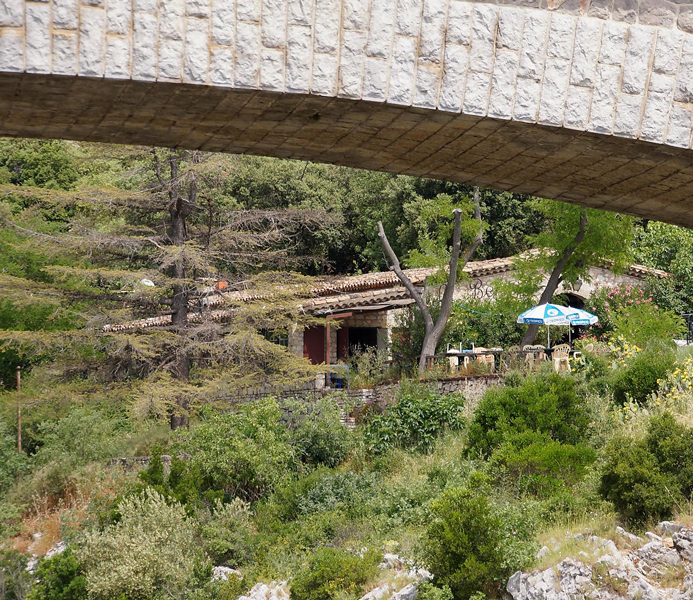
xmin=3 ymin=0 xmax=693 ymax=225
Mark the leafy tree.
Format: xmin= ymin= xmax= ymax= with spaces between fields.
xmin=633 ymin=221 xmax=693 ymax=314
xmin=512 ymin=202 xmax=634 ymax=346
xmin=0 ymin=147 xmax=330 ymax=429
xmin=0 ymin=139 xmax=79 ymax=190
xmin=378 ymin=189 xmax=484 ymax=374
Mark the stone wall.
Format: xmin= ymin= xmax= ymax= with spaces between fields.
xmin=344 ymin=374 xmax=504 ymax=406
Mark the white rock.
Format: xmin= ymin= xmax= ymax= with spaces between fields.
xmin=657 ymin=522 xmax=685 ymax=536
xmin=158 ymin=39 xmax=184 ymax=80
xmin=237 ymin=0 xmax=260 ymax=21
xmin=564 ymin=85 xmax=592 ymax=130
xmin=161 ymin=0 xmax=186 ymax=40
xmin=210 ymin=46 xmax=234 ymax=86
xmin=623 ymin=26 xmax=655 ymax=95
xmin=211 ymin=0 xmax=234 ymax=44
xmin=396 ymin=0 xmax=422 ymax=37
xmin=641 ymin=90 xmax=673 ymax=143
xmin=288 ymin=0 xmax=311 ymax=25
xmin=311 ymin=53 xmax=338 ymax=96
xmin=588 ymin=63 xmax=620 ymax=134
xmin=53 ymin=0 xmax=78 ymax=29
xmin=363 ymin=57 xmax=389 ymax=101
xmin=211 ymin=566 xmax=241 ymax=581
xmin=674 ymin=529 xmax=693 ymax=562
xmin=45 ymin=541 xmax=67 ymax=560
xmin=513 ymin=77 xmax=541 ymax=123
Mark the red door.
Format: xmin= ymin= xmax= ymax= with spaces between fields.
xmin=303 ymin=326 xmax=325 ymax=364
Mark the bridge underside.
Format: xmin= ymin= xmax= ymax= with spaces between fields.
xmin=2 ymin=72 xmax=693 ymax=227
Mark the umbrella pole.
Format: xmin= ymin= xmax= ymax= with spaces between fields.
xmin=569 ymin=324 xmax=572 ymax=345
xmin=547 ymin=325 xmax=550 ymax=348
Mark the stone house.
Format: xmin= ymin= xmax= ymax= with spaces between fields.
xmin=103 ymin=255 xmax=666 ymax=367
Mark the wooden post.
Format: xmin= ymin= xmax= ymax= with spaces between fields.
xmin=16 ymin=366 xmax=21 ymax=452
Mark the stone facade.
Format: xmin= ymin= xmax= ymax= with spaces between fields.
xmin=4 ymin=0 xmax=693 ymax=226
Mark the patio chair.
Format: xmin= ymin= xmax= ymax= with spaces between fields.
xmin=522 ymin=344 xmax=546 ymax=370
xmin=474 ymin=347 xmax=495 ymax=372
xmin=552 ymin=343 xmax=571 ymax=373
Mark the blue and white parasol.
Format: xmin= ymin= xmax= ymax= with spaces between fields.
xmin=517 ymin=303 xmax=599 ymax=346
xmin=565 ymin=307 xmax=599 ymax=326
xmin=517 ymin=303 xmax=579 ymax=325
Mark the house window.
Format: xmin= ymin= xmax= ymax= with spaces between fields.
xmin=262 ymin=329 xmax=288 ymax=347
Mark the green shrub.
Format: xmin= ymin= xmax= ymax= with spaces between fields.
xmin=177 ymin=399 xmax=296 ymax=501
xmin=490 ymin=432 xmax=596 ymax=498
xmin=612 ymin=348 xmax=675 ymax=405
xmin=611 ymin=303 xmax=685 ymax=348
xmin=296 ymin=471 xmax=376 ymax=518
xmin=646 ymin=412 xmax=693 ymax=497
xmin=421 ymin=488 xmax=532 ymax=600
xmin=466 ymin=374 xmax=588 ymax=458
xmin=282 ymin=396 xmax=352 ymax=468
xmin=417 ymin=582 xmax=454 ymax=600
xmin=200 ymin=498 xmax=255 ymax=567
xmin=290 ymin=548 xmax=380 ymax=600
xmin=0 ymin=421 xmax=27 ymax=497
xmin=599 ymin=437 xmax=680 ymax=527
xmin=364 ymin=383 xmax=465 ymax=455
xmin=0 ymin=549 xmax=32 ymax=600
xmin=77 ymin=489 xmax=209 ymax=599
xmin=27 ymin=548 xmax=88 ymax=600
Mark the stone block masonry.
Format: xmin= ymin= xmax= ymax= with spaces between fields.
xmin=5 ymin=0 xmax=693 ymax=226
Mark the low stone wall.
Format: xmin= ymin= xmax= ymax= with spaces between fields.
xmin=345 ymin=374 xmax=503 ymax=408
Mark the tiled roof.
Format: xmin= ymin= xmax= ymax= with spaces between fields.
xmin=102 ymin=255 xmax=668 ymax=332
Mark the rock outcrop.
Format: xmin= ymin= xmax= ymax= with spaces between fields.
xmin=507 ymin=523 xmax=693 ymax=600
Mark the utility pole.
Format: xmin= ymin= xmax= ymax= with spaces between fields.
xmin=16 ymin=366 xmax=21 ymax=452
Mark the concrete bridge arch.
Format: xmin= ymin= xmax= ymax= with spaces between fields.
xmin=3 ymin=0 xmax=693 ymax=224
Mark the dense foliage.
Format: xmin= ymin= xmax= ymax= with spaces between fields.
xmin=5 ymin=138 xmax=693 ymax=600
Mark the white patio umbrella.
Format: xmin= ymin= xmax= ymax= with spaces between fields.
xmin=516 ymin=303 xmax=598 ymax=346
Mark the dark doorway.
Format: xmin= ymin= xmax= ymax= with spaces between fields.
xmin=349 ymin=327 xmax=378 ymax=353
xmin=564 ymin=293 xmax=586 ymax=309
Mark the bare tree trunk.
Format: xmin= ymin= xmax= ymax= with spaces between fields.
xmin=156 ymin=150 xmax=197 ymax=429
xmin=378 ymin=187 xmax=483 ymax=376
xmin=521 ymin=210 xmax=588 ymax=347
